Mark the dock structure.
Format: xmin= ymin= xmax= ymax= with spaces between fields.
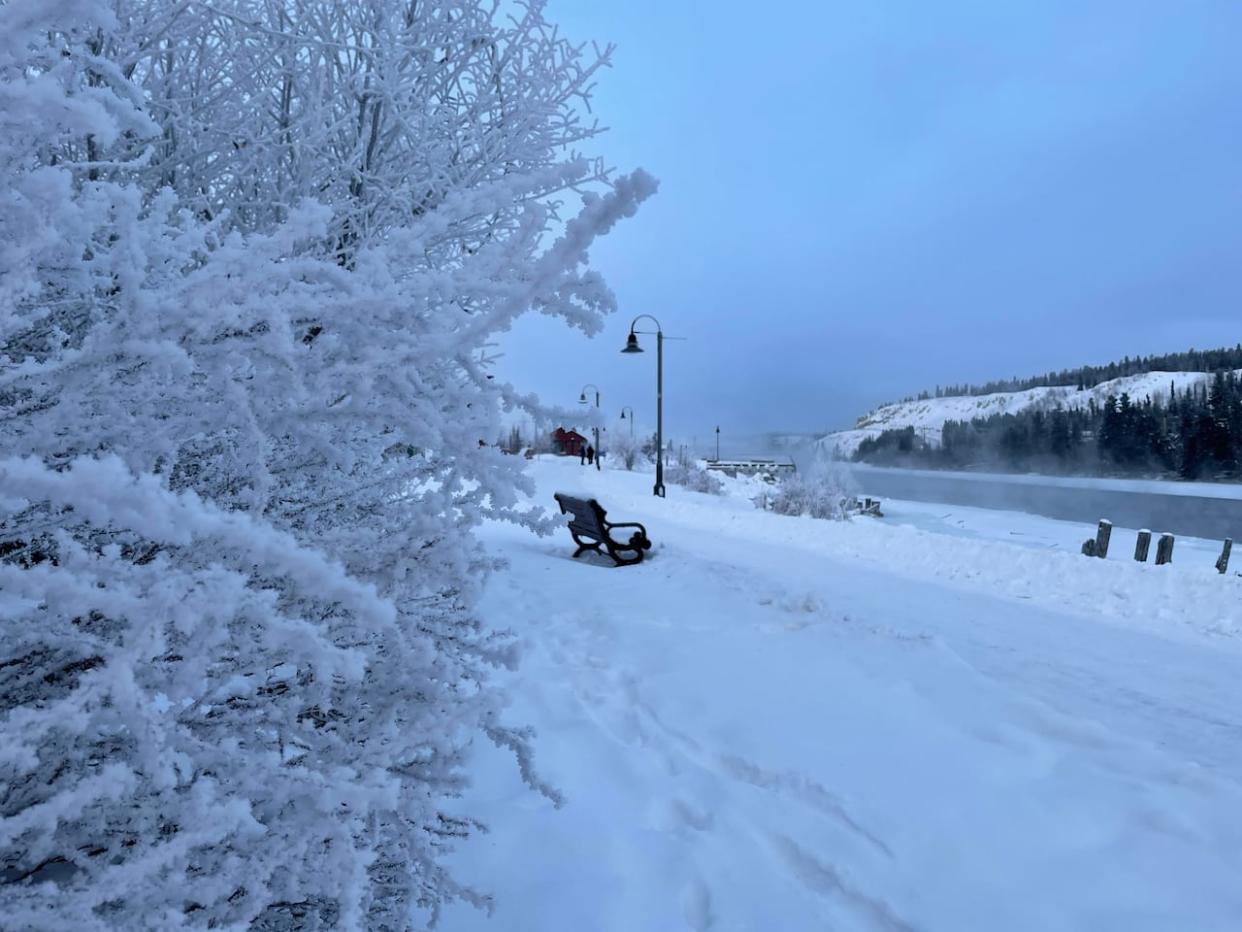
xmin=704 ymin=458 xmax=796 ymax=481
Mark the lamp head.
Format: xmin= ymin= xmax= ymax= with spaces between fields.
xmin=620 ymin=409 xmax=627 ymax=419
xmin=578 ymin=392 xmax=587 ymax=404
xmin=621 ymin=332 xmax=643 ymax=354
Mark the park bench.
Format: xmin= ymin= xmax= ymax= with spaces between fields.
xmin=553 ymin=493 xmax=652 ymax=567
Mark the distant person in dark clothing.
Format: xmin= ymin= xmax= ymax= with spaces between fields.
xmin=580 ymin=446 xmax=587 ymax=465
xmin=587 ymin=445 xmax=595 ymax=466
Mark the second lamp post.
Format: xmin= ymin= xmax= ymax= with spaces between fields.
xmin=579 ymin=383 xmax=601 ymax=471
xmin=621 ymin=315 xmax=667 ymax=497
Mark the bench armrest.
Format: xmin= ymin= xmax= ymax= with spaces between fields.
xmin=603 ymin=521 xmax=650 ymax=544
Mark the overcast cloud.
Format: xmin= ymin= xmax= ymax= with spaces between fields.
xmin=496 ymin=0 xmax=1242 ymax=442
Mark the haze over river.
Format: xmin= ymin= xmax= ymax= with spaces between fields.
xmin=851 ymin=464 xmax=1242 ymax=543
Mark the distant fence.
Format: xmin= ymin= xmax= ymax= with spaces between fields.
xmin=705 ymin=459 xmax=796 ymax=481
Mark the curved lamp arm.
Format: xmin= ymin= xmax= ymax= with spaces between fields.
xmin=628 ymin=314 xmax=663 ymax=334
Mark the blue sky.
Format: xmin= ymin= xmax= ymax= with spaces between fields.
xmin=497 ymin=0 xmax=1242 ymax=440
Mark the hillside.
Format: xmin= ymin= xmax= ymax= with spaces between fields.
xmin=823 ymin=369 xmax=1233 ymax=458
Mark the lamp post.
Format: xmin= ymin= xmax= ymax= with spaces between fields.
xmin=621 ymin=315 xmax=668 ymax=497
xmin=715 ymin=425 xmax=720 ymax=462
xmin=579 ymin=383 xmax=601 ymax=471
xmin=619 ymin=406 xmax=635 ymax=438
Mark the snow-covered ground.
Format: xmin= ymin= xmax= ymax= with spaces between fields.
xmin=441 ymin=456 xmax=1242 ymax=931
xmin=823 ymin=370 xmax=1240 ymax=457
xmin=869 ymin=495 xmax=1230 ymax=572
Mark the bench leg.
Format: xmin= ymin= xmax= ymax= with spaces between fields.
xmin=570 ymin=532 xmax=605 ymax=560
xmin=567 ymin=529 xmax=646 ymax=566
xmin=607 ymin=549 xmax=644 ymax=566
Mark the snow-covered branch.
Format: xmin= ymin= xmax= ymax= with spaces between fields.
xmin=1 ymin=0 xmax=653 ymax=925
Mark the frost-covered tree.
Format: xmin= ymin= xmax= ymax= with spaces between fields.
xmin=0 ymin=0 xmax=654 ymax=927
xmin=663 ymin=462 xmax=724 ymax=495
xmin=764 ymin=463 xmax=858 ymax=520
xmin=94 ymin=0 xmax=615 ymax=261
xmin=606 ymin=422 xmax=644 ymax=471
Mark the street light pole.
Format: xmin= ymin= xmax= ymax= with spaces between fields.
xmin=579 ymin=383 xmax=602 ymax=471
xmin=620 ymin=406 xmax=635 ymax=438
xmin=715 ymin=425 xmax=720 ymax=462
xmin=656 ymin=328 xmax=664 ymax=493
xmin=621 ymin=315 xmax=668 ymax=497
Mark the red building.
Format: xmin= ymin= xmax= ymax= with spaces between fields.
xmin=552 ymin=427 xmax=588 ymax=457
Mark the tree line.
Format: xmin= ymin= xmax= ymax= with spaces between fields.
xmin=855 ymin=370 xmax=1242 ymax=480
xmin=887 ymin=344 xmax=1242 ymax=405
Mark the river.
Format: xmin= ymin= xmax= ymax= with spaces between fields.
xmin=850 ymin=464 xmax=1242 ymax=542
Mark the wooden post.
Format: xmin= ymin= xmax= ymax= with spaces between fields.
xmin=1155 ymin=533 xmax=1175 ymax=566
xmin=1134 ymin=529 xmax=1151 ymax=563
xmin=1095 ymin=519 xmax=1112 ymax=559
xmin=1217 ymin=538 xmax=1233 ymax=575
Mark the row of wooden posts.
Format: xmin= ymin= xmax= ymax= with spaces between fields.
xmin=1082 ymin=519 xmax=1233 ymax=573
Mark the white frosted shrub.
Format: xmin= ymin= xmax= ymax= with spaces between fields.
xmin=0 ymin=457 xmax=468 ymax=929
xmin=664 ymin=462 xmax=725 ymax=495
xmin=763 ymin=464 xmax=857 ymax=520
xmin=0 ymin=0 xmax=653 ymax=926
xmin=607 ymin=426 xmax=645 ymax=471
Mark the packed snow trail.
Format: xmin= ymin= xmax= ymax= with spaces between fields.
xmin=441 ymin=457 xmax=1242 ymax=931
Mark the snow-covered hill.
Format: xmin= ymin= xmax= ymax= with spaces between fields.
xmin=822 ymin=370 xmax=1237 ymax=457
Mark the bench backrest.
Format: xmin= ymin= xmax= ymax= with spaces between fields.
xmin=554 ymin=493 xmax=607 ymax=539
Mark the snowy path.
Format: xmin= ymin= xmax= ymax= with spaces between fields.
xmin=441 ymin=459 xmax=1242 ymax=931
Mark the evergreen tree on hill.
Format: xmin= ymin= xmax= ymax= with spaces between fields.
xmin=855 ymin=366 xmax=1241 ymax=481
xmin=913 ymin=344 xmax=1242 ymax=399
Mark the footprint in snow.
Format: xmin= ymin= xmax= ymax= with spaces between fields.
xmin=717 ymin=754 xmax=892 ymax=858
xmin=651 ymin=796 xmax=714 ymax=834
xmin=681 ymin=877 xmax=715 ymax=930
xmin=769 ymin=834 xmax=915 ymax=932
xmin=780 ymin=592 xmax=825 ymax=614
